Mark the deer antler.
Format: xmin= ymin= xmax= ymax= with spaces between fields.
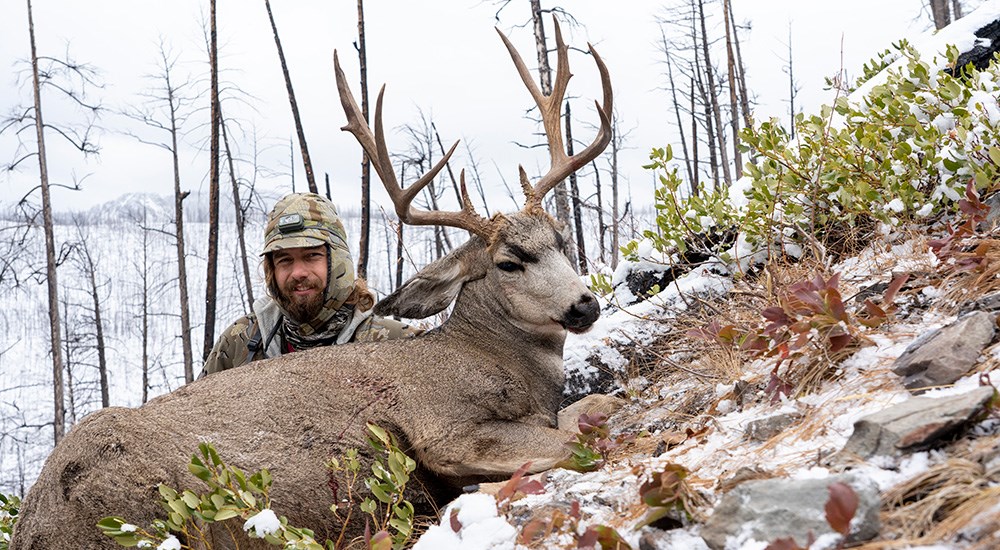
xmin=333 ymin=51 xmax=493 ymax=239
xmin=497 ymin=17 xmax=613 ymax=210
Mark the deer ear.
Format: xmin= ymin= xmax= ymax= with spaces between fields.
xmin=375 ymin=237 xmax=489 ymax=319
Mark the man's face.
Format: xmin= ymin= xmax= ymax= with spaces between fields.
xmin=272 ymin=245 xmax=328 ymax=322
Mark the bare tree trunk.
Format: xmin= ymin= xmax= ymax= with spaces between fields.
xmin=786 ymin=23 xmax=797 ymax=139
xmin=289 ymin=136 xmax=295 ymax=192
xmin=660 ymin=28 xmax=696 ymax=192
xmin=723 ymin=0 xmax=742 ymax=179
xmin=952 ymin=0 xmax=963 ymax=19
xmin=60 ymin=294 xmax=76 ymax=424
xmin=219 ymin=107 xmax=255 ymax=311
xmin=694 ymin=63 xmax=718 ymax=190
xmin=26 ymin=0 xmax=65 ymax=445
xmin=590 ymin=159 xmax=606 ymax=264
xmin=610 ymin=121 xmax=620 ymax=270
xmin=325 ymin=172 xmax=332 ymax=200
xmin=165 ymin=65 xmax=195 ymax=384
xmin=697 ymin=0 xmax=731 ymax=187
xmin=356 ymin=0 xmax=372 ymax=279
xmin=264 ymin=0 xmax=316 ymax=193
xmin=395 ymin=222 xmax=404 ymax=291
xmin=139 ymin=210 xmax=150 ymax=404
xmin=73 ymin=224 xmax=109 ymax=408
xmin=565 ymin=101 xmax=587 ymax=274
xmin=202 ymin=0 xmax=221 ymax=363
xmin=528 ymin=0 xmax=573 ymax=229
xmin=728 ymin=1 xmax=753 ymax=130
xmin=929 ymin=0 xmax=952 ymax=29
xmin=432 ymin=122 xmax=464 ymax=206
xmin=690 ymin=75 xmax=700 ymax=191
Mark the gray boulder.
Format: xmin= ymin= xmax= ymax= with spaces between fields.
xmin=839 ymin=385 xmax=997 ymax=460
xmin=700 ymin=474 xmax=880 ymax=550
xmin=892 ymin=311 xmax=996 ymax=392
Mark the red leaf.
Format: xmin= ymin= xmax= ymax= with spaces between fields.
xmin=828 ymin=332 xmax=853 ymax=352
xmin=825 ymin=482 xmax=859 ymax=536
xmin=450 ymin=508 xmax=462 ymax=533
xmin=762 ymin=306 xmax=791 ymax=324
xmin=577 ymin=527 xmax=599 ymax=549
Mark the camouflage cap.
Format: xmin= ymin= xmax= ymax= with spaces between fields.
xmin=263 ymin=193 xmax=350 ymax=255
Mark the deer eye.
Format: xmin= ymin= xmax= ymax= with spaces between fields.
xmin=496 ymin=261 xmax=523 ymax=273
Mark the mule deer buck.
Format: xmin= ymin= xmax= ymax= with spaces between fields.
xmin=12 ymin=19 xmax=611 ymax=549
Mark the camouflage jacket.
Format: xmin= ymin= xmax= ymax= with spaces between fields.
xmin=200 ymin=296 xmax=421 ymax=377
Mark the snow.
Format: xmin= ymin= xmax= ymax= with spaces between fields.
xmin=156 ymin=536 xmax=181 ymax=550
xmin=243 ymin=508 xmax=282 ymax=538
xmin=413 ymin=493 xmax=517 ymax=550
xmin=852 ymin=1 xmax=1000 ymax=101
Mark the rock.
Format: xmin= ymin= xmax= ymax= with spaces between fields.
xmin=891 ymin=311 xmax=997 ymax=392
xmin=838 ymin=385 xmax=997 ymax=460
xmin=700 ymin=474 xmax=880 ymax=550
xmin=744 ymin=411 xmax=803 ymax=442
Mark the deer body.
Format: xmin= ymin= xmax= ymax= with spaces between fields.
xmin=12 ymin=19 xmax=611 ymax=549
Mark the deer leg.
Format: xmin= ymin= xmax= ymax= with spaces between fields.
xmin=418 ymin=421 xmax=576 ymax=480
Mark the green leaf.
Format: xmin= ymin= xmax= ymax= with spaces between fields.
xmin=214 ymin=507 xmax=240 ymax=521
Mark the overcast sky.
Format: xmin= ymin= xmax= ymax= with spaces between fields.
xmin=0 ymin=1 xmax=940 ymax=214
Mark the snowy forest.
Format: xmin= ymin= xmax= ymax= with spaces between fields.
xmin=6 ymin=0 xmax=1000 ymax=549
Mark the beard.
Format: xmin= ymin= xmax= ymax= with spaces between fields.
xmin=280 ymin=278 xmax=325 ymax=323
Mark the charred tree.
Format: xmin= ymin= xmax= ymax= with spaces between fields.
xmin=202 ymin=0 xmax=222 ymax=364
xmin=722 ymin=0 xmax=742 ymax=179
xmin=120 ymin=41 xmax=196 ymax=383
xmin=219 ymin=103 xmax=255 ymax=312
xmin=263 ymin=0 xmax=317 ymax=193
xmin=355 ymin=0 xmax=372 ymax=279
xmin=565 ymin=101 xmax=587 ymax=274
xmin=71 ymin=220 xmax=109 ymax=409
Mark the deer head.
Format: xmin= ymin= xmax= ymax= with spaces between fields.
xmin=333 ymin=17 xmax=612 ymax=341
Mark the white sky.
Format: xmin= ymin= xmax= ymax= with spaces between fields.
xmin=0 ymin=1 xmax=937 ymax=214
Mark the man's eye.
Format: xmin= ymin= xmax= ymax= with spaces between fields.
xmin=496 ymin=261 xmax=523 ymax=272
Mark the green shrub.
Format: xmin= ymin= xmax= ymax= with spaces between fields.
xmin=1 ymin=492 xmax=20 ymax=550
xmin=631 ymin=42 xmax=1000 ymax=266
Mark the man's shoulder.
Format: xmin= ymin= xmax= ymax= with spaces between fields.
xmin=353 ymin=314 xmax=423 ymax=343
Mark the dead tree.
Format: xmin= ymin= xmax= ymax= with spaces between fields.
xmin=119 ymin=41 xmax=196 ymax=383
xmin=928 ymin=0 xmax=964 ymax=29
xmin=202 ymin=0 xmax=222 ymax=364
xmin=219 ymin=103 xmax=255 ymax=312
xmin=565 ymin=101 xmax=587 ymax=273
xmin=3 ymin=0 xmax=102 ymax=444
xmin=70 ymin=218 xmax=110 ymax=409
xmin=355 ymin=0 xmax=373 ymax=279
xmin=696 ymin=0 xmax=731 ymax=187
xmin=263 ymin=0 xmax=317 ymax=194
xmin=782 ymin=22 xmax=801 ymax=138
xmin=722 ymin=0 xmax=742 ymax=179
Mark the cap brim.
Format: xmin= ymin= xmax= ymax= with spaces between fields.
xmin=262 ymin=235 xmax=328 ymax=255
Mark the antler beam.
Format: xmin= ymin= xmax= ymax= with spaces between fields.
xmin=333 ymin=51 xmax=492 ymax=239
xmin=497 ymin=17 xmax=614 ymax=210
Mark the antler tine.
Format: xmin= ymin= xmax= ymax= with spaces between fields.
xmin=497 ymin=17 xmax=613 ymax=210
xmin=333 ymin=51 xmax=492 ymax=239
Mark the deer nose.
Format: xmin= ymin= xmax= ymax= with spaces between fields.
xmin=562 ymin=293 xmax=600 ymax=333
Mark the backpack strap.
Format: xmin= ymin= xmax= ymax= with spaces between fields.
xmin=243 ymin=316 xmax=281 ymax=365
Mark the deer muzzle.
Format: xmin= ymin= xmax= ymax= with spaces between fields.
xmin=561 ymin=293 xmax=600 ymax=334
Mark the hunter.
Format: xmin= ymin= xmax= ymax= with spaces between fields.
xmin=201 ymin=192 xmax=420 ymax=376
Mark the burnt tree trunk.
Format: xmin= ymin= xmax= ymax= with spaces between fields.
xmin=356 ymin=0 xmax=372 ymax=279
xmin=202 ymin=0 xmax=221 ymax=363
xmin=565 ymin=101 xmax=587 ymax=274
xmin=220 ymin=106 xmax=255 ymax=311
xmin=264 ymin=0 xmax=317 ymax=193
xmin=697 ymin=0 xmax=731 ymax=187
xmin=723 ymin=0 xmax=742 ymax=179
xmin=26 ymin=0 xmax=65 ymax=445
